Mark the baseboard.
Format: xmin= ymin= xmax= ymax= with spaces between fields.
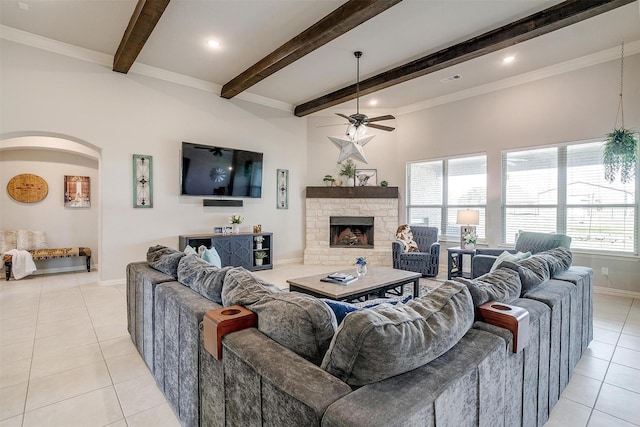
xmin=33 ymin=265 xmax=92 ymax=276
xmin=594 ymin=286 xmax=640 ymax=299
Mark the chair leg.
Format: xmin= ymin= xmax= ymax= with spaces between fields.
xmin=86 ymin=256 xmax=91 ymax=272
xmin=5 ymin=262 xmax=11 ymax=281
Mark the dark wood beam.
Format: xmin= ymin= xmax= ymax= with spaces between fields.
xmin=294 ymin=0 xmax=635 ymax=117
xmin=113 ymin=0 xmax=170 ymax=74
xmin=220 ymin=0 xmax=403 ymax=99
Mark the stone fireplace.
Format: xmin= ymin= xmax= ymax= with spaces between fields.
xmin=304 ymin=186 xmax=399 ymax=266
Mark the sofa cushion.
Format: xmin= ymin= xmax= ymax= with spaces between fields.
xmin=502 ymin=254 xmax=551 ymax=295
xmin=221 ymin=267 xmax=281 ymax=307
xmin=533 ymin=247 xmax=572 ymax=276
xmin=176 ymin=255 xmax=231 ymax=304
xmin=321 ymin=280 xmax=474 ymax=387
xmin=147 ymin=245 xmax=185 ymax=278
xmin=452 ymin=268 xmax=522 ymax=307
xmin=322 ymin=295 xmax=413 ymax=324
xmin=250 ymin=292 xmax=338 ymax=365
xmin=222 ymin=267 xmax=337 ymax=365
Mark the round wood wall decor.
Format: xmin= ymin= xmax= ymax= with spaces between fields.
xmin=7 ymin=174 xmax=49 ymax=203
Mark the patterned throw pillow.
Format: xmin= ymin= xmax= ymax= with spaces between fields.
xmin=395 ymin=224 xmax=420 ymax=252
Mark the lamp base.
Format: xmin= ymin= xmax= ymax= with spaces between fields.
xmin=460 ymin=225 xmax=476 ymax=248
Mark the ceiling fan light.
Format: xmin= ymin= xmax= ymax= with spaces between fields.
xmin=356 ymin=124 xmax=367 ymax=138
xmin=346 ymin=124 xmax=357 ymax=140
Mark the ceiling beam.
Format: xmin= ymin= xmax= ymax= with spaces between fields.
xmin=113 ymin=0 xmax=170 ymax=74
xmin=294 ymin=0 xmax=635 ymax=117
xmin=220 ymin=0 xmax=403 ymax=99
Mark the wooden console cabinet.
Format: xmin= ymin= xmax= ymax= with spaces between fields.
xmin=178 ymin=232 xmax=273 ymax=271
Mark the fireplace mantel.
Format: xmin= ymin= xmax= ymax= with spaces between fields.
xmin=306 ymin=186 xmax=398 ymax=199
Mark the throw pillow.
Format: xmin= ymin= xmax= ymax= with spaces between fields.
xmin=147 ymin=245 xmax=185 ymax=278
xmin=395 ymin=224 xmax=420 ymax=252
xmin=452 ymin=268 xmax=522 ymax=307
xmin=490 ymin=251 xmax=531 ymax=272
xmin=202 ymin=247 xmax=222 ymax=268
xmin=321 ymin=281 xmax=474 ymax=387
xmin=15 ymin=230 xmax=47 ymax=251
xmin=322 ymin=295 xmax=413 ymax=325
xmin=183 ymin=245 xmax=198 ymax=256
xmin=0 ymin=231 xmax=17 ymax=254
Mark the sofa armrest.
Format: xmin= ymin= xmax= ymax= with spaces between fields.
xmin=222 ymin=328 xmax=352 ymax=424
xmin=429 ymin=241 xmax=440 ymax=256
xmin=392 ymin=240 xmax=403 ymax=268
xmin=475 ymin=248 xmax=514 ymax=256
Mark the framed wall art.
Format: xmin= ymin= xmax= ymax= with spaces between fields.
xmin=133 ymin=154 xmax=153 ymax=208
xmin=277 ymin=169 xmax=289 ymax=209
xmin=64 ymin=175 xmax=91 ymax=208
xmin=355 ymin=169 xmax=377 ymax=186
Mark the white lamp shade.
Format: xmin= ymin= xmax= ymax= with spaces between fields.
xmin=457 ymin=209 xmax=479 ymax=225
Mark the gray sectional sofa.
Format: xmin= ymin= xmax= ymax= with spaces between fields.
xmin=126 ymin=236 xmax=593 ymax=427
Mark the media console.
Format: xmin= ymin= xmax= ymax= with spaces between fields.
xmin=178 ymin=232 xmax=273 ymax=271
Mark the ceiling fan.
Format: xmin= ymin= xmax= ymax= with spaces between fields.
xmin=337 ymin=51 xmax=395 ymax=140
xmin=194 ymin=146 xmax=223 ymax=157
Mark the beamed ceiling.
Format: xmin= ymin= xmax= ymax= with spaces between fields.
xmin=1 ymin=0 xmax=639 ymax=117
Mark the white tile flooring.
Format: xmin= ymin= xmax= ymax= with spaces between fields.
xmin=0 ymin=265 xmax=638 ymax=427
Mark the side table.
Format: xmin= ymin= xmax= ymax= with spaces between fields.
xmin=447 ymin=246 xmax=476 ymax=280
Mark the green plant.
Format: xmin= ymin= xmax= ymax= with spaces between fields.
xmin=323 ymin=174 xmax=334 ymax=182
xmin=380 ymin=180 xmax=389 ymax=187
xmin=603 ymin=128 xmax=638 ymax=184
xmin=255 ymin=250 xmax=267 ymax=259
xmin=339 ymin=159 xmax=356 ymax=178
xmin=230 ymin=214 xmax=243 ymax=224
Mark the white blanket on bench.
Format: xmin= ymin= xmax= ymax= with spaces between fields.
xmin=6 ymin=249 xmax=37 ymax=280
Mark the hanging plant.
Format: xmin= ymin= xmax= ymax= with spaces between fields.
xmin=603 ymin=42 xmax=638 ymax=184
xmin=603 ymin=128 xmax=637 ymax=184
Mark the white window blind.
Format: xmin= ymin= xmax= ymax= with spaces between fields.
xmin=407 ymin=155 xmax=486 ymax=240
xmin=503 ymin=140 xmax=637 ymax=254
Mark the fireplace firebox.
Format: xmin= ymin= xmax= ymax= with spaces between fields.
xmin=329 ymin=216 xmax=374 ymax=248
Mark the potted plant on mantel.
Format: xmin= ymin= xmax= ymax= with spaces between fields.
xmin=323 ymin=175 xmax=334 ymax=187
xmin=339 ymin=159 xmax=356 ymax=187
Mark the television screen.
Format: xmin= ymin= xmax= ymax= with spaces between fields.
xmin=181 ymin=142 xmax=263 ymax=197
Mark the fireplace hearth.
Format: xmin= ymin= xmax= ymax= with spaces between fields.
xmin=330 ymin=216 xmax=374 ymax=248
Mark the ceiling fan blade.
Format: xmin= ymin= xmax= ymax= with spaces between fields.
xmin=316 ymin=124 xmax=346 ymax=128
xmin=367 ymin=115 xmax=395 ymax=122
xmin=368 ymin=123 xmax=395 ymax=132
xmin=335 ymin=113 xmax=355 ymax=123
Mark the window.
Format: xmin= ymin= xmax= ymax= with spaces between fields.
xmin=407 ymin=154 xmax=486 ymax=241
xmin=503 ymin=140 xmax=637 ymax=254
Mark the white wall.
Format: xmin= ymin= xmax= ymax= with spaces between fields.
xmin=0 ymin=146 xmax=99 ymax=272
xmin=395 ymin=54 xmax=640 ymax=293
xmin=1 ymin=40 xmax=308 ymax=283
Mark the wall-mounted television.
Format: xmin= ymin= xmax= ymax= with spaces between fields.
xmin=180 ymin=142 xmax=263 ymax=198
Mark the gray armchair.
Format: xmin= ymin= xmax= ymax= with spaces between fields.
xmin=392 ymin=226 xmax=440 ymax=277
xmin=471 ymin=231 xmax=571 ymax=278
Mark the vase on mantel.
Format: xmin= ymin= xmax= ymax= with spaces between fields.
xmin=464 ymin=243 xmax=475 ymax=251
xmin=232 ymin=224 xmax=240 ymax=234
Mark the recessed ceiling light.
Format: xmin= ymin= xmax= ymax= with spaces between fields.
xmin=207 ymin=40 xmax=221 ymax=49
xmin=503 ymin=56 xmax=515 ymax=64
xmin=369 ymin=99 xmax=378 ymax=106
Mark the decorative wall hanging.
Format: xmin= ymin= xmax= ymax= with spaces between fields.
xmin=355 ymin=169 xmax=377 ymax=186
xmin=277 ymin=169 xmax=288 ymax=209
xmin=133 ymin=154 xmax=153 ymax=208
xmin=64 ymin=175 xmax=91 ymax=208
xmin=7 ymin=174 xmax=48 ymax=203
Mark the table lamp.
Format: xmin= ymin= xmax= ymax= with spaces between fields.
xmin=456 ymin=209 xmax=479 ymax=248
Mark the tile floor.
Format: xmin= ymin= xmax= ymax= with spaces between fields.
xmin=0 ymin=265 xmax=638 ymax=427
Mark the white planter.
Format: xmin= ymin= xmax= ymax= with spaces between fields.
xmin=256 ymin=243 xmax=262 ymax=250
xmin=255 ymin=258 xmax=263 ymax=266
xmin=346 ymin=177 xmax=355 ymax=187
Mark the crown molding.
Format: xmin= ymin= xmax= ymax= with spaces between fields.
xmin=398 ymin=39 xmax=640 ymax=116
xmin=0 ymin=25 xmax=294 ymax=113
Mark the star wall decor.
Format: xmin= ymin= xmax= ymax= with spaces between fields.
xmin=328 ymin=134 xmax=375 ymax=164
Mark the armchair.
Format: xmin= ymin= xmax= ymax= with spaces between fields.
xmin=471 ymin=231 xmax=571 ymax=278
xmin=392 ymin=226 xmax=440 ymax=277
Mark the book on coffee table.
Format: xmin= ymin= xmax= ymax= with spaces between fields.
xmin=321 ymin=273 xmax=358 ymax=285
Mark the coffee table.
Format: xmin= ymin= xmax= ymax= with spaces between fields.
xmin=287 ymin=266 xmax=421 ymax=302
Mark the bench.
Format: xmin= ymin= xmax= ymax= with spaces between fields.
xmin=3 ymin=247 xmax=92 ymax=280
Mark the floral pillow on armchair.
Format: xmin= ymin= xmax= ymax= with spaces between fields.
xmin=396 ymin=225 xmax=420 ymax=252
